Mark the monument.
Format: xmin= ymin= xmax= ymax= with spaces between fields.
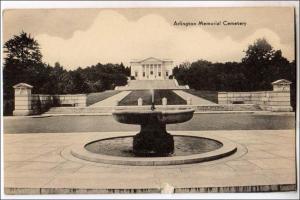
xmin=130 ymin=57 xmax=174 ymax=80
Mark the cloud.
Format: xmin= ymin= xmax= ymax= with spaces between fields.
xmin=36 ymin=10 xmax=294 ymax=70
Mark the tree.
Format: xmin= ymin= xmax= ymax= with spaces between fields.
xmin=3 ymin=31 xmax=45 ymax=114
xmin=241 ymin=38 xmax=287 ymax=90
xmin=4 ymin=31 xmax=42 ymax=65
xmin=173 ymin=62 xmax=191 ymax=85
xmin=242 ymin=38 xmax=275 ymax=66
xmin=3 ymin=32 xmax=44 ymax=92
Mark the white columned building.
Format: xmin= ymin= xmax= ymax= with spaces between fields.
xmin=130 ymin=57 xmax=174 ymax=80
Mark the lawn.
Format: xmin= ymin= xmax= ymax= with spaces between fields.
xmin=185 ymin=89 xmax=218 ymax=103
xmin=87 ymin=90 xmax=121 ymax=106
xmin=118 ymin=90 xmax=187 ymax=106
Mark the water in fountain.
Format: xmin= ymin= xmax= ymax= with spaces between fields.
xmin=85 ymin=135 xmax=223 ymax=157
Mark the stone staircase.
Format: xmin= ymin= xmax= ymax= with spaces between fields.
xmin=43 ymin=107 xmax=114 ymax=115
xmin=116 ymin=79 xmax=188 ymax=90
xmin=43 ymin=104 xmax=262 ymax=115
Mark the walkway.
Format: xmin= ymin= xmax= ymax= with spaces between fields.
xmin=89 ymin=91 xmax=131 ymax=107
xmin=173 ymin=90 xmax=216 ymax=105
xmin=4 ymin=130 xmax=296 ymax=194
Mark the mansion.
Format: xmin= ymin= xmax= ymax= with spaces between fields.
xmin=130 ymin=57 xmax=174 ymax=80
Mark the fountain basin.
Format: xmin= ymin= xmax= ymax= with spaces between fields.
xmin=70 ymin=133 xmax=238 ymax=166
xmin=112 ymin=108 xmax=195 ymax=156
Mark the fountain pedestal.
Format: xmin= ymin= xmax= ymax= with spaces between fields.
xmin=133 ymin=116 xmax=174 ymax=156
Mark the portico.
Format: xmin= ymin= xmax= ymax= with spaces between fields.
xmin=130 ymin=57 xmax=173 ymax=80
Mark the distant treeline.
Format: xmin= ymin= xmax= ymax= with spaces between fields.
xmin=3 ymin=32 xmax=130 ymax=95
xmin=173 ymin=60 xmax=295 ymax=92
xmin=172 ymin=39 xmax=296 ymax=109
xmin=173 ymin=38 xmax=296 ymax=92
xmin=4 ymin=61 xmax=130 ymax=96
xmin=2 ymin=32 xmax=130 ymax=114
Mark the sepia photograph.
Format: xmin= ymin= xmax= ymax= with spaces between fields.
xmin=1 ymin=1 xmax=299 ymax=199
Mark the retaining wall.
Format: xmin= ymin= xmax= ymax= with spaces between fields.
xmin=218 ymin=91 xmax=292 ymax=112
xmin=14 ymin=93 xmax=87 ymax=115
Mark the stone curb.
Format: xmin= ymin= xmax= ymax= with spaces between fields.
xmin=70 ymin=133 xmax=238 ymax=166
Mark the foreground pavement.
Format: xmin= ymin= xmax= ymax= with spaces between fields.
xmin=3 ymin=130 xmax=297 ymax=194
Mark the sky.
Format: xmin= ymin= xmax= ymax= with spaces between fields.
xmin=3 ymin=7 xmax=295 ymax=70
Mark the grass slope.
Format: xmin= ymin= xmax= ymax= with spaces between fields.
xmin=87 ymin=90 xmax=121 ymax=106
xmin=119 ymin=90 xmax=187 ymax=106
xmin=185 ymin=89 xmax=218 ymax=103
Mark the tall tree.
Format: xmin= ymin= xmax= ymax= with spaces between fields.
xmin=3 ymin=31 xmax=44 ymax=114
xmin=4 ymin=31 xmax=42 ymax=64
xmin=241 ymin=38 xmax=286 ymax=90
xmin=3 ymin=31 xmax=44 ymax=93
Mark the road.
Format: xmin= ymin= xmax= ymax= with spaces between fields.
xmin=3 ymin=112 xmax=295 ymax=133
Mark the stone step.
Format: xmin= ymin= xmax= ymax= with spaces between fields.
xmin=44 ymin=104 xmax=262 ymax=115
xmin=116 ymin=80 xmax=187 ymax=90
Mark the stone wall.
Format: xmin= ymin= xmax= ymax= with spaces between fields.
xmin=13 ymin=83 xmax=88 ymax=116
xmin=52 ymin=94 xmax=87 ymax=107
xmin=31 ymin=94 xmax=53 ymax=114
xmin=30 ymin=94 xmax=87 ymax=114
xmin=217 ymin=79 xmax=293 ymax=112
xmin=218 ymin=91 xmax=292 ymax=112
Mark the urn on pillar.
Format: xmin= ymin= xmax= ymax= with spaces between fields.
xmin=13 ymin=83 xmax=34 ymax=116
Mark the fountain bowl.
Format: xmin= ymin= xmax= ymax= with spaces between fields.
xmin=112 ymin=108 xmax=195 ymax=125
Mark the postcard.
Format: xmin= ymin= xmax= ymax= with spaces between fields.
xmin=1 ymin=2 xmax=298 ymax=199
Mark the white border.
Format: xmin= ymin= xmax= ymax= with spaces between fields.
xmin=1 ymin=1 xmax=300 ymax=8
xmin=1 ymin=1 xmax=299 ymax=199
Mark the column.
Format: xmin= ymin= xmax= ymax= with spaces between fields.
xmin=159 ymin=64 xmax=162 ymax=79
xmin=162 ymin=64 xmax=164 ymax=79
xmin=147 ymin=65 xmax=149 ymax=79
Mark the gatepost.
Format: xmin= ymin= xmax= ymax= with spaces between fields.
xmin=13 ymin=83 xmax=34 ymax=116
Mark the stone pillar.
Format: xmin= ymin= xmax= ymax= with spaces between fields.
xmin=138 ymin=98 xmax=143 ymax=106
xmin=187 ymin=97 xmax=192 ymax=105
xmin=162 ymin=97 xmax=167 ymax=106
xmin=13 ymin=83 xmax=34 ymax=116
xmin=272 ymin=79 xmax=291 ymax=92
xmin=269 ymin=79 xmax=293 ymax=112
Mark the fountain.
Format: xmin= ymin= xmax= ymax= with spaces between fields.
xmin=112 ymin=89 xmax=194 ymax=156
xmin=70 ymin=89 xmax=238 ymax=166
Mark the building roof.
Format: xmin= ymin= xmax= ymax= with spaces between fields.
xmin=130 ymin=57 xmax=173 ymax=63
xmin=271 ymin=79 xmax=292 ymax=85
xmin=13 ymin=83 xmax=33 ymax=89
